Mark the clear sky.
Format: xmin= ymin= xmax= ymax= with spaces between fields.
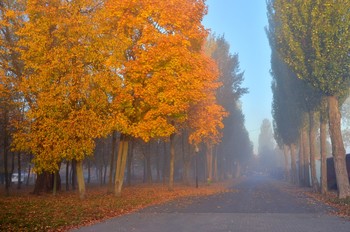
xmin=202 ymin=0 xmax=272 ymax=154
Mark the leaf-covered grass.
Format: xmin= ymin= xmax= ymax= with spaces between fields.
xmin=270 ymin=179 xmax=350 ymax=218
xmin=314 ymin=193 xmax=350 ymax=218
xmin=0 ymin=181 xmax=232 ymax=231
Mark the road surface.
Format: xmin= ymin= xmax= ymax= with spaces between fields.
xmin=73 ymin=175 xmax=350 ymax=232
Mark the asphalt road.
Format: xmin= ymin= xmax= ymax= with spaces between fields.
xmin=73 ymin=175 xmax=350 ymax=232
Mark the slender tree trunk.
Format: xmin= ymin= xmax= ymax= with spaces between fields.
xmin=76 ymin=160 xmax=86 ymax=199
xmin=10 ymin=152 xmax=15 ymax=186
xmin=53 ymin=171 xmax=57 ymax=196
xmin=17 ymin=153 xmax=21 ymax=189
xmin=103 ymin=164 xmax=107 ymax=184
xmin=213 ymin=146 xmax=218 ymax=181
xmin=3 ymin=110 xmax=10 ymax=196
xmin=283 ymin=145 xmax=290 ymax=182
xmin=327 ymin=96 xmax=350 ymax=198
xmin=156 ymin=141 xmax=160 ymax=182
xmin=26 ymin=164 xmax=31 ymax=186
xmin=290 ymin=144 xmax=297 ymax=184
xmin=71 ymin=160 xmax=77 ymax=190
xmin=302 ymin=126 xmax=311 ymax=187
xmin=169 ymin=134 xmax=175 ymax=191
xmin=114 ymin=134 xmax=129 ymax=197
xmin=320 ymin=112 xmax=328 ymax=195
xmin=234 ymin=161 xmax=241 ymax=179
xmin=66 ymin=161 xmax=69 ymax=191
xmin=309 ymin=111 xmax=320 ymax=192
xmin=143 ymin=142 xmax=152 ymax=184
xmin=127 ymin=141 xmax=134 ymax=186
xmin=299 ymin=132 xmax=305 ymax=186
xmin=206 ymin=142 xmax=213 ymax=183
xmin=108 ymin=132 xmax=116 ymax=193
xmin=181 ymin=133 xmax=187 ymax=184
xmin=87 ymin=159 xmax=91 ymax=184
xmin=162 ymin=141 xmax=168 ymax=185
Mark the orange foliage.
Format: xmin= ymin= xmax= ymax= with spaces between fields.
xmin=102 ymin=0 xmax=217 ymax=141
xmin=10 ymin=0 xmax=223 ymax=174
xmin=13 ymin=0 xmax=111 ymax=173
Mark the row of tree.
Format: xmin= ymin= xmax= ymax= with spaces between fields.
xmin=0 ymin=0 xmax=253 ymax=198
xmin=267 ymin=0 xmax=350 ymax=198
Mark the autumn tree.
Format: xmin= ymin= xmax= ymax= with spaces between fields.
xmin=0 ymin=0 xmax=26 ymax=195
xmin=273 ymin=0 xmax=350 ymax=198
xmin=100 ymin=0 xmax=220 ymax=194
xmin=13 ymin=0 xmax=112 ymax=199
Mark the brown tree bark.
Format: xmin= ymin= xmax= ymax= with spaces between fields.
xmin=327 ymin=96 xmax=350 ymax=198
xmin=26 ymin=164 xmax=31 ymax=186
xmin=181 ymin=133 xmax=191 ymax=185
xmin=145 ymin=143 xmax=152 ymax=184
xmin=162 ymin=141 xmax=168 ymax=185
xmin=114 ymin=134 xmax=129 ymax=197
xmin=87 ymin=159 xmax=91 ymax=184
xmin=206 ymin=142 xmax=213 ymax=183
xmin=169 ymin=134 xmax=175 ymax=191
xmin=17 ymin=152 xmax=21 ymax=189
xmin=298 ymin=132 xmax=305 ymax=186
xmin=71 ymin=159 xmax=77 ymax=190
xmin=283 ymin=145 xmax=290 ymax=182
xmin=108 ymin=132 xmax=117 ymax=193
xmin=33 ymin=171 xmax=61 ymax=194
xmin=302 ymin=126 xmax=311 ymax=187
xmin=309 ymin=111 xmax=320 ymax=192
xmin=320 ymin=112 xmax=328 ymax=195
xmin=76 ymin=160 xmax=85 ymax=199
xmin=66 ymin=161 xmax=69 ymax=191
xmin=156 ymin=141 xmax=160 ymax=182
xmin=126 ymin=140 xmax=134 ymax=186
xmin=213 ymin=146 xmax=218 ymax=181
xmin=290 ymin=144 xmax=297 ymax=184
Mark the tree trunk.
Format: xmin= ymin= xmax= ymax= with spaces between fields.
xmin=114 ymin=134 xmax=129 ymax=197
xmin=206 ymin=142 xmax=213 ymax=183
xmin=53 ymin=171 xmax=57 ymax=196
xmin=169 ymin=134 xmax=175 ymax=191
xmin=103 ymin=164 xmax=107 ymax=184
xmin=3 ymin=110 xmax=10 ymax=196
xmin=234 ymin=161 xmax=241 ymax=179
xmin=327 ymin=96 xmax=350 ymax=198
xmin=320 ymin=112 xmax=328 ymax=195
xmin=17 ymin=152 xmax=21 ymax=189
xmin=33 ymin=171 xmax=61 ymax=194
xmin=283 ymin=145 xmax=290 ymax=182
xmin=290 ymin=144 xmax=297 ymax=184
xmin=156 ymin=141 xmax=160 ymax=182
xmin=145 ymin=145 xmax=152 ymax=184
xmin=126 ymin=140 xmax=134 ymax=186
xmin=71 ymin=160 xmax=77 ymax=190
xmin=66 ymin=161 xmax=69 ymax=191
xmin=26 ymin=164 xmax=31 ymax=186
xmin=302 ymin=126 xmax=310 ymax=187
xmin=298 ymin=132 xmax=304 ymax=186
xmin=213 ymin=146 xmax=218 ymax=181
xmin=76 ymin=160 xmax=86 ymax=199
xmin=108 ymin=132 xmax=117 ymax=193
xmin=162 ymin=141 xmax=168 ymax=185
xmin=33 ymin=172 xmax=51 ymax=194
xmin=309 ymin=111 xmax=320 ymax=192
xmin=87 ymin=159 xmax=91 ymax=184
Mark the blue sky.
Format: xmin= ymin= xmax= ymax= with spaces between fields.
xmin=202 ymin=0 xmax=272 ymax=153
